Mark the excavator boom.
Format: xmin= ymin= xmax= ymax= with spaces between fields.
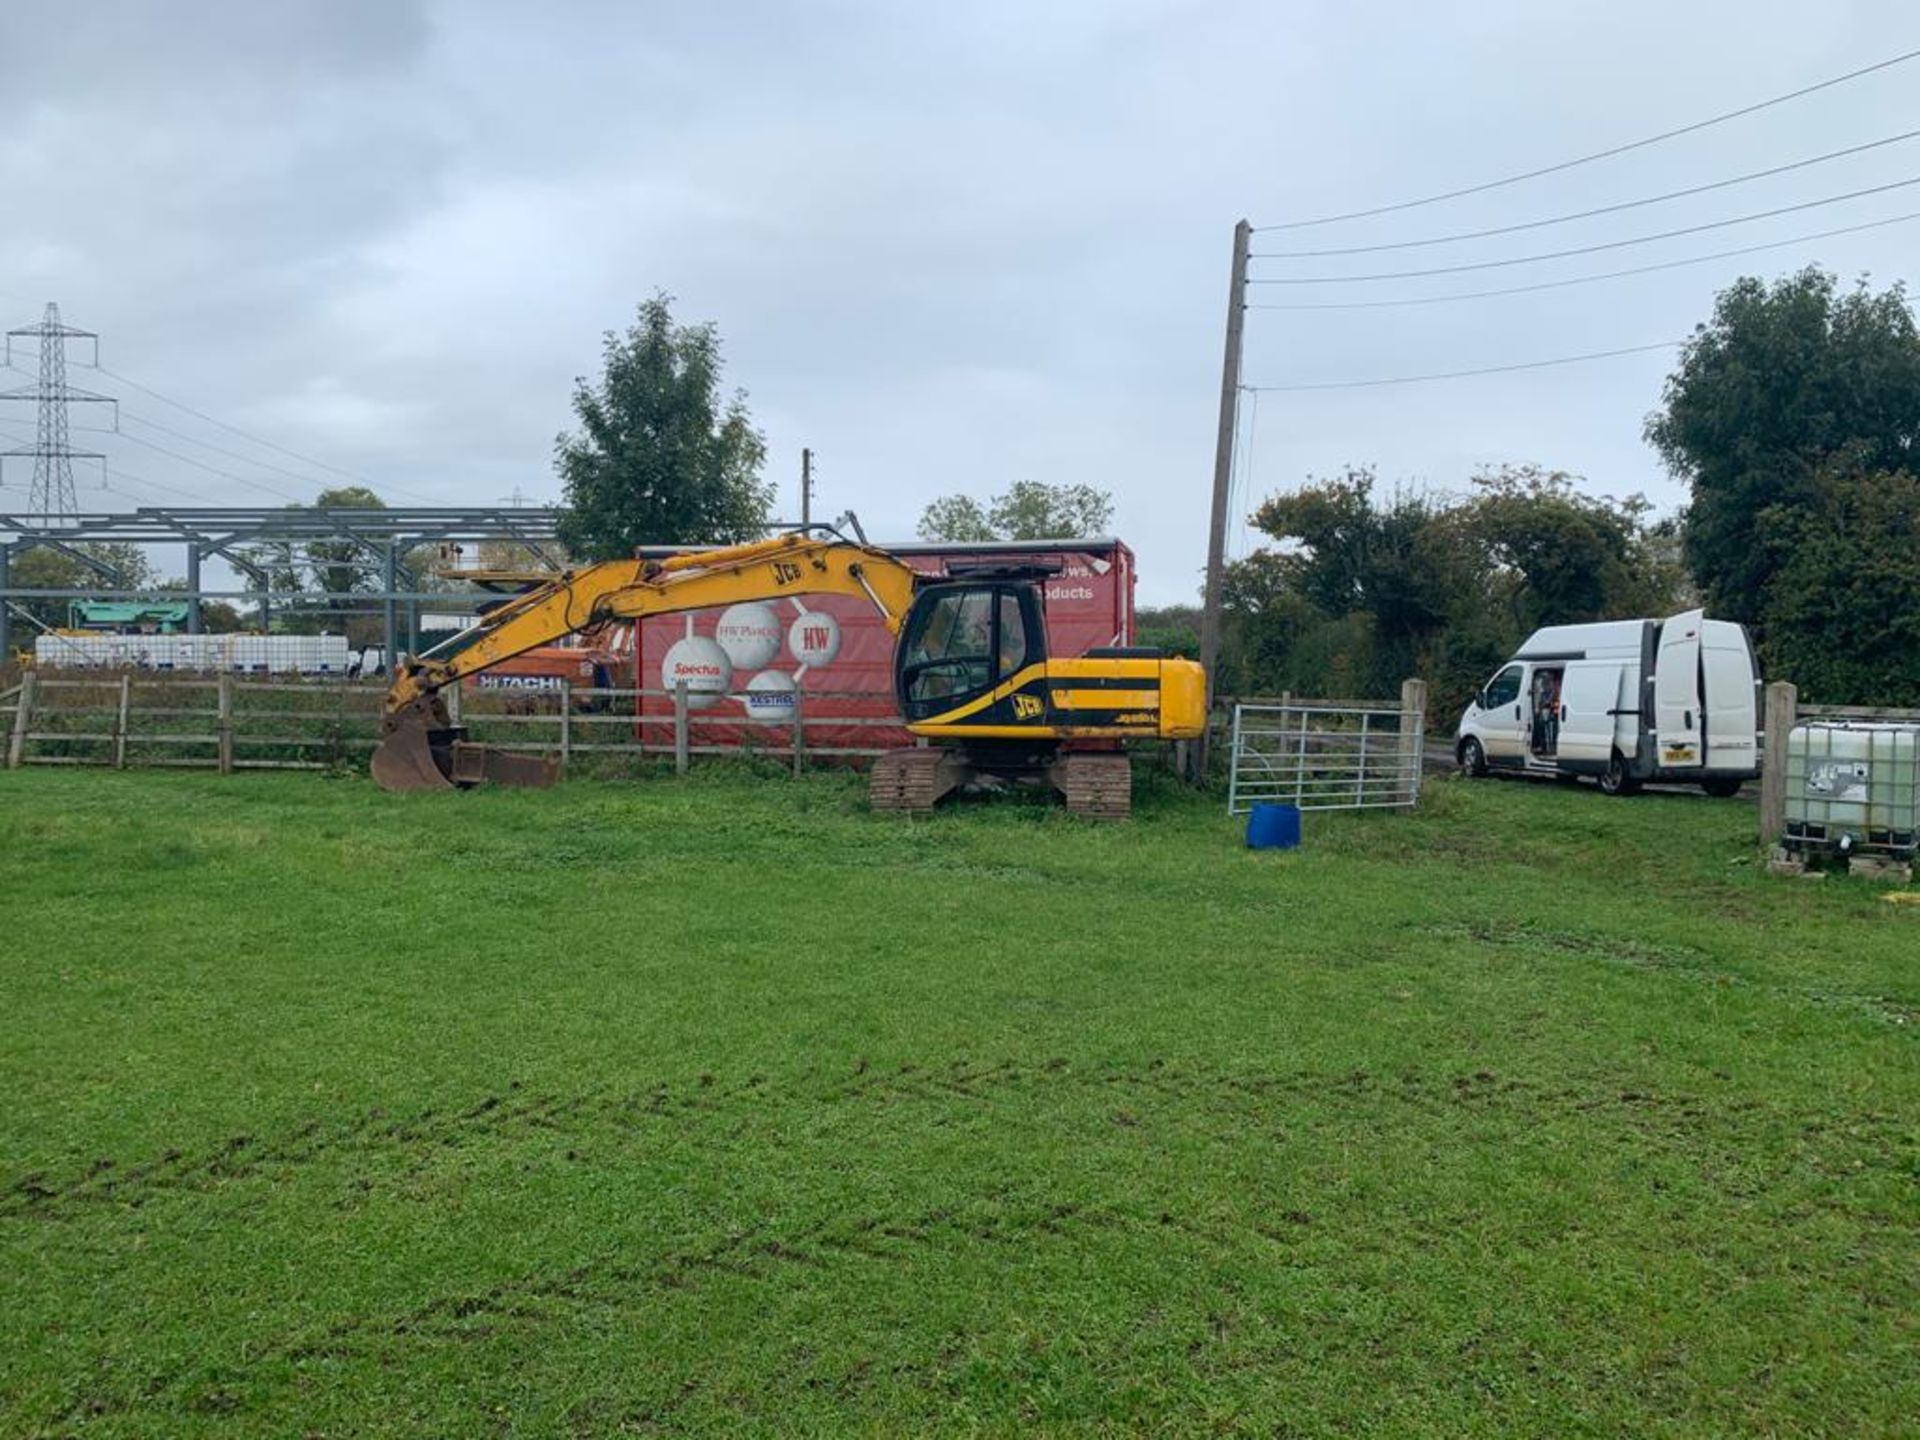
xmin=372 ymin=530 xmax=919 ymax=792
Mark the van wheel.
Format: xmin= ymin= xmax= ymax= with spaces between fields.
xmin=1599 ymin=753 xmax=1641 ymax=797
xmin=1457 ymin=737 xmax=1487 ymax=778
xmin=1700 ymin=777 xmax=1744 ymax=798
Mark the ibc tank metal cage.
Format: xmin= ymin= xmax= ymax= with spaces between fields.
xmin=1782 ymin=722 xmax=1920 ymax=859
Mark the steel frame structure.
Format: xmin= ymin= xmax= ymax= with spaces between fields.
xmin=0 ymin=505 xmax=565 ymax=665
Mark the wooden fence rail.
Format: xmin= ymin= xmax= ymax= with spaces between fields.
xmin=3 ymin=674 xmax=909 ymax=777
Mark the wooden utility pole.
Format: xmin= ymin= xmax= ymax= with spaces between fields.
xmin=800 ymin=448 xmax=814 ymax=527
xmin=1195 ymin=218 xmax=1252 ymax=778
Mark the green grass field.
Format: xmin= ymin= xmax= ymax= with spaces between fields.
xmin=1 ymin=766 xmax=1914 ymax=1437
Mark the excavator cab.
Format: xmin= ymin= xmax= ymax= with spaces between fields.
xmin=894 ymin=570 xmax=1050 ymax=726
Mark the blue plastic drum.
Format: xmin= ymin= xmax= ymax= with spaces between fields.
xmin=1246 ymin=802 xmax=1301 ymax=850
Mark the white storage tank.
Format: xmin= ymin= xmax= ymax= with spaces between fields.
xmin=32 ymin=631 xmax=352 ymax=677
xmin=1783 ymin=722 xmax=1920 ymax=857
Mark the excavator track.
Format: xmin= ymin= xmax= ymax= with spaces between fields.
xmin=1050 ymin=752 xmax=1133 ymax=821
xmin=868 ymin=747 xmax=971 ymax=815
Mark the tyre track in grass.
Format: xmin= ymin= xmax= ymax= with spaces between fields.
xmin=16 ymin=1057 xmax=1911 ymax=1430
xmin=6 ymin=1058 xmax=1905 ymax=1224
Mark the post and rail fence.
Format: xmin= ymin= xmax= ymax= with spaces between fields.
xmin=20 ymin=671 xmax=1913 ymax=835
xmin=0 ymin=673 xmax=903 ymax=778
xmin=5 ymin=670 xmax=1437 ymax=802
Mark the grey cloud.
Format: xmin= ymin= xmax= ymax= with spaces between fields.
xmin=3 ymin=1 xmax=1916 ymax=602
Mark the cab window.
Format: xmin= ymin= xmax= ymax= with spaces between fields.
xmin=1483 ymin=664 xmax=1523 ymax=709
xmin=905 ymin=589 xmax=993 ymax=703
xmin=996 ymin=593 xmax=1027 ymax=679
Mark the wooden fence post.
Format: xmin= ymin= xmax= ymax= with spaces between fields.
xmin=447 ymin=679 xmax=462 ymax=726
xmin=673 ymin=680 xmax=689 ymax=775
xmin=1399 ymin=677 xmax=1428 ymax=804
xmin=1760 ymin=680 xmax=1797 ymax=849
xmin=114 ymin=674 xmax=132 ymax=770
xmin=217 ymin=673 xmax=234 ymax=775
xmin=7 ymin=670 xmax=36 ymax=770
xmin=791 ymin=689 xmax=805 ymax=778
xmin=559 ymin=679 xmax=572 ymax=774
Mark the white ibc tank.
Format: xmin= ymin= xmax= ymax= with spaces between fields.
xmin=31 ymin=631 xmax=350 ymax=675
xmin=1784 ymin=722 xmax=1920 ymax=855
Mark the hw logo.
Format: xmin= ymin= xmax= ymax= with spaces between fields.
xmin=1012 ymin=693 xmax=1044 ymax=720
xmin=771 ymin=562 xmax=803 ymax=585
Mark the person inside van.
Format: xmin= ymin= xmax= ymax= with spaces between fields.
xmin=1530 ymin=669 xmax=1561 ymax=756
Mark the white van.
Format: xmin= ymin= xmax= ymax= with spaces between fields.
xmin=1455 ymin=608 xmax=1760 ymax=796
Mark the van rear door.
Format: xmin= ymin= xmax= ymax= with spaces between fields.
xmin=1653 ymin=609 xmax=1704 ymax=770
xmin=1557 ymin=662 xmax=1625 ymax=765
xmin=1700 ymin=620 xmax=1758 ymax=773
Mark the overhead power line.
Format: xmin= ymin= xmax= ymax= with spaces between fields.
xmin=99 ymin=465 xmax=211 ymax=504
xmin=1246 ymin=208 xmax=1920 ymax=310
xmin=9 ymin=357 xmax=446 ymax=507
xmin=1255 ymin=45 xmax=1920 ymax=231
xmin=0 ymin=423 xmax=181 ymax=504
xmin=1242 ymin=340 xmax=1682 ymax=393
xmin=105 ymin=426 xmax=310 ymax=505
xmin=1247 ymin=174 xmax=1920 ymax=283
xmin=97 ymin=364 xmax=381 ymax=490
xmin=95 ymin=363 xmax=442 ymax=505
xmin=119 ymin=410 xmax=362 ymax=495
xmin=1253 ymin=129 xmax=1920 ymax=257
xmin=3 ymin=367 xmax=310 ymax=505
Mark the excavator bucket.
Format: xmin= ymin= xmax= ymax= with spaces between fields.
xmin=451 ymin=744 xmax=560 ymax=789
xmin=370 ymin=711 xmax=458 ymax=792
xmin=370 ymin=694 xmax=560 ymax=793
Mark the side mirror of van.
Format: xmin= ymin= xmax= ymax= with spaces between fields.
xmin=1475 ymin=689 xmax=1488 ymax=711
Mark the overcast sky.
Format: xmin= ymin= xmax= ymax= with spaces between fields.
xmin=3 ymin=1 xmax=1917 ymax=604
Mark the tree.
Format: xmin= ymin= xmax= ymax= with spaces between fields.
xmin=1134 ymin=603 xmax=1200 ymax=659
xmin=915 ymin=495 xmax=996 ymax=543
xmin=201 ymin=600 xmax=245 ymax=633
xmin=1647 ymin=267 xmax=1920 ymax=624
xmin=916 ymin=481 xmax=1114 ymax=542
xmin=308 ymin=485 xmax=387 ymax=597
xmin=1224 ymin=468 xmax=1486 ymax=705
xmin=233 ymin=486 xmax=396 ymax=635
xmin=155 ymin=580 xmax=244 ymax=634
xmin=1757 ymin=464 xmax=1920 ymax=704
xmin=554 ymin=295 xmax=771 ymax=560
xmin=1250 ymin=468 xmax=1484 ymax=647
xmin=989 ymin=480 xmax=1113 ymax=540
xmin=1464 ymin=464 xmax=1685 ymax=632
xmin=6 ymin=543 xmax=156 ymax=635
xmin=1220 ymin=464 xmax=1680 ymax=716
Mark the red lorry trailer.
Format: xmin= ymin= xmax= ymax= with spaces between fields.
xmin=627 ymin=538 xmax=1138 ymax=754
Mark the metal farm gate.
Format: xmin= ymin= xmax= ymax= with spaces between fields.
xmin=1227 ymin=699 xmax=1424 ymax=814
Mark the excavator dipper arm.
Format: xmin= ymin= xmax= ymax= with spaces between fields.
xmin=373 ymin=531 xmax=920 ymax=792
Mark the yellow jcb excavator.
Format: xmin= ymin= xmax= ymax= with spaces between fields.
xmin=371 ymin=526 xmax=1205 ymax=818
